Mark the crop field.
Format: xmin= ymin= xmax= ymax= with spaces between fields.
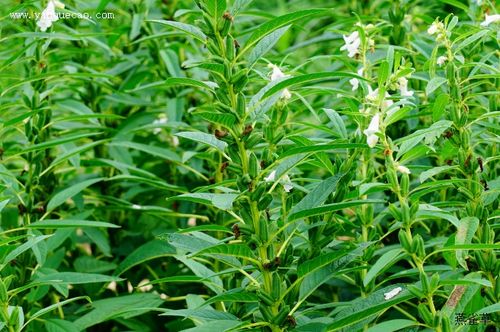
xmin=0 ymin=0 xmax=499 ymax=331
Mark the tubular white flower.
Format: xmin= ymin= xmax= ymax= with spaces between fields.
xmin=37 ymin=0 xmax=59 ymax=32
xmin=137 ymin=279 xmax=153 ymax=292
xmin=436 ymin=55 xmax=447 ymax=66
xmin=340 ymin=31 xmax=361 ymax=58
xmin=264 ymin=170 xmax=276 ymax=182
xmin=384 ymin=287 xmax=403 ymax=300
xmin=480 ymin=14 xmax=500 ymax=27
xmin=363 ymin=113 xmax=381 ymax=148
xmin=268 ymin=63 xmax=292 ymax=99
xmin=366 ymin=86 xmax=379 ymax=103
xmin=398 ymin=77 xmax=414 ymax=97
xmin=349 ymin=67 xmax=364 ymax=91
xmin=265 ymin=170 xmax=293 ymax=192
xmin=427 ymin=21 xmax=443 ymax=35
xmin=396 ymin=164 xmax=411 ymax=174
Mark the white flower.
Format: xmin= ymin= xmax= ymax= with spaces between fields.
xmin=137 ymin=279 xmax=153 ymax=292
xmin=427 ymin=21 xmax=443 ymax=35
xmin=37 ymin=0 xmax=59 ymax=32
xmin=106 ymin=281 xmax=117 ymax=292
xmin=436 ymin=55 xmax=447 ymax=66
xmin=152 ymin=114 xmax=168 ymax=134
xmin=172 ymin=136 xmax=179 ymax=147
xmin=187 ymin=217 xmax=197 ymax=227
xmin=349 ymin=67 xmax=364 ymax=91
xmin=398 ymin=77 xmax=414 ymax=97
xmin=340 ymin=31 xmax=361 ymax=58
xmin=366 ymin=86 xmax=379 ymax=103
xmin=384 ymin=287 xmax=402 ymax=300
xmin=363 ymin=113 xmax=381 ymax=148
xmin=281 ymin=174 xmax=293 ymax=192
xmin=396 ymin=164 xmax=411 ymax=174
xmin=264 ymin=170 xmax=276 ymax=182
xmin=268 ymin=63 xmax=292 ymax=100
xmin=480 ymin=14 xmax=500 ymax=27
xmin=265 ymin=170 xmax=293 ymax=192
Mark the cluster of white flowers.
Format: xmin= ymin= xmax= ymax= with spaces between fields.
xmin=268 ymin=63 xmax=292 ymax=100
xmin=265 ymin=170 xmax=293 ymax=192
xmin=481 ymin=14 xmax=500 ymax=27
xmin=152 ymin=114 xmax=168 ymax=135
xmin=37 ymin=0 xmax=64 ymax=32
xmin=436 ymin=55 xmax=448 ymax=66
xmin=340 ymin=31 xmax=361 ymax=58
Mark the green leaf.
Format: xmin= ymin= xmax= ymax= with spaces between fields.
xmin=426 ymin=76 xmax=448 ymax=95
xmin=35 ymin=272 xmax=122 ymax=284
xmin=194 ymin=111 xmax=237 ymax=128
xmin=73 ymin=294 xmax=163 ymax=330
xmin=2 ymin=235 xmax=52 ymax=266
xmin=239 ymin=9 xmax=327 ymax=57
xmin=114 ymin=240 xmax=176 ymax=276
xmin=248 ymin=25 xmax=290 ymax=65
xmin=182 ymin=320 xmax=242 ymax=332
xmin=289 ymin=173 xmax=344 ymax=218
xmin=27 ymin=219 xmax=119 ymax=229
xmin=178 ymin=225 xmax=232 ymax=234
xmin=396 ymin=120 xmax=452 ymax=158
xmin=279 ymin=142 xmax=366 ymax=159
xmin=454 ymin=30 xmax=489 ymax=53
xmin=232 ymin=0 xmax=253 ymax=15
xmin=168 ymin=193 xmax=238 ymax=210
xmin=110 ymin=141 xmax=181 ymax=162
xmin=288 ymin=199 xmax=382 ymax=221
xmin=328 ymin=285 xmax=415 ymax=330
xmin=47 ymin=178 xmax=105 ymax=212
xmin=419 ymin=165 xmax=458 ymax=183
xmin=363 ymin=249 xmax=403 ymax=287
xmin=176 ymin=131 xmax=228 ymax=152
xmin=202 ymin=291 xmax=259 ymax=307
xmin=476 ymin=303 xmax=500 ymax=315
xmin=130 ymin=77 xmax=216 ymax=93
xmin=432 ymin=93 xmax=450 ymax=121
xmin=24 ymin=297 xmax=90 ymax=328
xmin=191 ymin=244 xmax=258 ymax=263
xmin=366 ymin=319 xmax=418 ymax=332
xmin=262 ymin=71 xmax=363 ymax=99
xmin=299 ymin=245 xmax=367 ymax=302
xmin=204 ymin=0 xmax=227 ymax=20
xmin=148 ymin=20 xmax=207 ymax=42
xmin=323 ymin=109 xmax=347 ymax=139
xmin=45 ymin=319 xmax=79 ymax=332
xmin=455 ymin=217 xmax=479 ymax=270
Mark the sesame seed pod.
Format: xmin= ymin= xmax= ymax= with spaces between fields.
xmin=0 ymin=278 xmax=7 ymax=304
xmin=258 ymin=194 xmax=273 ymax=211
xmin=418 ymin=303 xmax=433 ymax=325
xmin=258 ymin=291 xmax=275 ymax=306
xmin=420 ymin=271 xmax=430 ymax=294
xmin=272 ymin=305 xmax=290 ymax=326
xmin=258 ymin=215 xmax=269 ymax=242
xmin=271 ymin=273 xmax=281 ymax=300
xmin=400 ymin=173 xmax=409 ymax=196
xmin=259 ymin=304 xmax=274 ymax=321
xmin=249 ymin=152 xmax=259 ymax=179
xmin=398 ymin=229 xmax=412 ymax=252
xmin=236 ymin=93 xmax=246 ymax=118
xmin=220 ymin=16 xmax=231 ymax=37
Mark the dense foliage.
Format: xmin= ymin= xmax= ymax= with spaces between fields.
xmin=0 ymin=0 xmax=499 ymax=331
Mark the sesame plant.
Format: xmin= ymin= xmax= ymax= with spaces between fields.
xmin=0 ymin=0 xmax=499 ymax=331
